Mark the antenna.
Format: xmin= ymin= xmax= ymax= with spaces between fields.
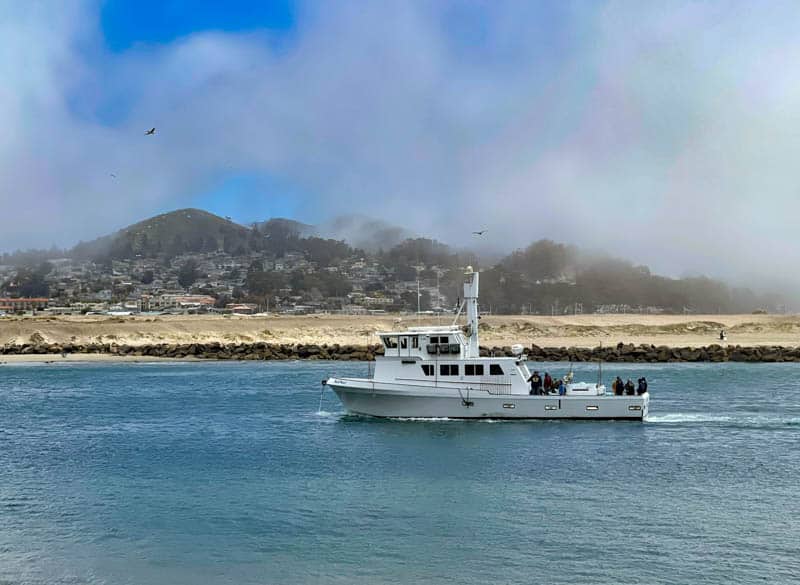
xmin=417 ymin=279 xmax=421 ymax=325
xmin=597 ymin=341 xmax=603 ymax=387
xmin=436 ymin=271 xmax=440 ymax=325
xmin=451 ymin=296 xmax=465 ymax=326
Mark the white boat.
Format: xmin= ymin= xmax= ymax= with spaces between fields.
xmin=324 ymin=268 xmax=650 ymax=420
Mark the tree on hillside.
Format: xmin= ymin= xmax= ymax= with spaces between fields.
xmin=178 ymin=259 xmax=199 ymax=289
xmin=0 ymin=248 xmax=66 ymax=267
xmin=384 ymin=238 xmax=455 ymax=269
xmin=502 ymin=240 xmax=577 ymax=281
xmin=288 ymin=270 xmax=352 ymax=298
xmin=139 ymin=270 xmax=154 ymax=285
xmin=246 ymin=270 xmax=286 ymax=297
xmin=300 ymin=237 xmax=353 ymax=267
xmin=2 ymin=262 xmax=52 ymax=298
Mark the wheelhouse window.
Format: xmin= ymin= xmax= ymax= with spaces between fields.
xmin=465 ymin=364 xmax=484 ymax=376
xmin=489 ymin=364 xmax=504 ymax=376
xmin=383 ymin=336 xmax=398 ymax=349
xmin=411 ymin=336 xmax=419 ymax=349
xmin=429 ymin=335 xmax=449 ymax=344
xmin=421 ymin=364 xmax=434 ymax=376
xmin=400 ymin=337 xmax=408 ymax=349
xmin=440 ymin=364 xmax=459 ymax=376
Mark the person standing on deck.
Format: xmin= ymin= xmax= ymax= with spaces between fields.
xmin=543 ymin=372 xmax=553 ymax=393
xmin=624 ymin=379 xmax=635 ymax=395
xmin=528 ymin=371 xmax=543 ymax=395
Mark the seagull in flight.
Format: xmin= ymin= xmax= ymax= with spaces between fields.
xmin=472 ymin=229 xmax=488 ymax=236
xmin=109 ymin=173 xmax=117 ymax=178
xmin=145 ymin=127 xmax=156 ymax=135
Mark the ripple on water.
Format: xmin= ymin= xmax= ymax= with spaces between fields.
xmin=1 ymin=360 xmax=799 ymax=585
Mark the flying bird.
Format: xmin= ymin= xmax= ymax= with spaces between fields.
xmin=472 ymin=230 xmax=487 ymax=236
xmin=145 ymin=127 xmax=156 ymax=135
xmin=109 ymin=173 xmax=117 ymax=178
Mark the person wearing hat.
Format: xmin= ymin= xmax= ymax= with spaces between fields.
xmin=624 ymin=378 xmax=635 ymax=395
xmin=528 ymin=370 xmax=543 ymax=395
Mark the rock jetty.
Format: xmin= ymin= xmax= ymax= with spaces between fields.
xmin=2 ymin=341 xmax=800 ymax=362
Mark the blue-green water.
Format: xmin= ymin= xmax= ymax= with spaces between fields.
xmin=1 ymin=361 xmax=799 ymax=584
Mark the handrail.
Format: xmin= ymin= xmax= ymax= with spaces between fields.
xmin=390 ymin=377 xmax=516 ymax=395
xmin=333 ymin=376 xmax=641 ymax=399
xmin=394 ymin=376 xmax=512 ymax=386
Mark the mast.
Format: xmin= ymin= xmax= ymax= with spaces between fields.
xmin=463 ymin=266 xmax=480 ymax=358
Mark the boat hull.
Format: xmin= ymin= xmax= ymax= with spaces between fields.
xmin=325 ymin=378 xmax=649 ymax=420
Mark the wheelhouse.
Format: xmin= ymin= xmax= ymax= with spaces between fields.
xmin=379 ymin=326 xmax=466 ymax=359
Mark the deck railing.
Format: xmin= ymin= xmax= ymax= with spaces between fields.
xmin=477 ymin=376 xmax=513 ymax=395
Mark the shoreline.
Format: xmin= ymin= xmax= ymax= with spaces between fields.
xmin=2 ymin=313 xmax=800 ymax=349
xmin=2 ymin=341 xmax=800 ymax=364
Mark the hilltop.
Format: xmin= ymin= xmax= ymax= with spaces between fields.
xmin=71 ymin=209 xmax=255 ymax=260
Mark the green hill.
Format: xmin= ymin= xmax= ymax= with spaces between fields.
xmin=71 ymin=209 xmax=257 ymax=260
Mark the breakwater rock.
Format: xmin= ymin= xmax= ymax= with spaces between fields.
xmin=2 ymin=342 xmax=800 ymax=362
xmin=522 ymin=343 xmax=800 ymax=363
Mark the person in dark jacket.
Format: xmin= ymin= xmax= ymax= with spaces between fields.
xmin=637 ymin=377 xmax=648 ymax=395
xmin=624 ymin=379 xmax=635 ymax=395
xmin=543 ymin=372 xmax=553 ymax=393
xmin=528 ymin=371 xmax=543 ymax=395
xmin=613 ymin=376 xmax=624 ymax=396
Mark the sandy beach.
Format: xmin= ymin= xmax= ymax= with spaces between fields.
xmin=2 ymin=313 xmax=799 ymax=351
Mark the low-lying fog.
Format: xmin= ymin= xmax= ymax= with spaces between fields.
xmin=2 ymin=2 xmax=799 ymax=299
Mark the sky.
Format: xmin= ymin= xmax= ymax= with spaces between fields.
xmin=2 ymin=0 xmax=800 ymax=290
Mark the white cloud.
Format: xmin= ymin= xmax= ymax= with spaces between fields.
xmin=2 ymin=1 xmax=800 ymax=292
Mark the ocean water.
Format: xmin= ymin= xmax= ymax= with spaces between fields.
xmin=1 ymin=360 xmax=799 ymax=585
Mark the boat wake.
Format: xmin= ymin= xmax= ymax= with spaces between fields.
xmin=393 ymin=417 xmax=453 ymax=422
xmin=647 ymin=413 xmax=800 ymax=429
xmin=647 ymin=413 xmax=732 ymax=424
xmin=336 ymin=414 xmax=515 ymax=423
xmin=314 ymin=410 xmax=337 ymax=418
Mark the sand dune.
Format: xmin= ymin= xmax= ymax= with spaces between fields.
xmin=2 ymin=313 xmax=799 ymax=349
